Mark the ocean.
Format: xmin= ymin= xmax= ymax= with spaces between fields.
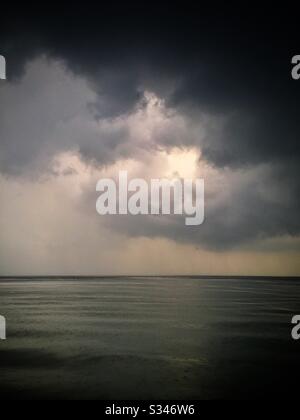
xmin=0 ymin=276 xmax=300 ymax=399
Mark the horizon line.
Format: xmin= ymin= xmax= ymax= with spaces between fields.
xmin=0 ymin=275 xmax=300 ymax=280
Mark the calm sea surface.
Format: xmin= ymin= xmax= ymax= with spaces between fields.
xmin=0 ymin=277 xmax=300 ymax=399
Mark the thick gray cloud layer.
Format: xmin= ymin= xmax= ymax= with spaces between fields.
xmin=0 ymin=5 xmax=300 ymax=253
xmin=1 ymin=6 xmax=299 ymax=167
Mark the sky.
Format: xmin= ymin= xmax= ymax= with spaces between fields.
xmin=0 ymin=4 xmax=300 ymax=276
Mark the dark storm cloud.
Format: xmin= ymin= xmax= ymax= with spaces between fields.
xmin=1 ymin=4 xmax=300 ymax=250
xmin=1 ymin=4 xmax=299 ymax=166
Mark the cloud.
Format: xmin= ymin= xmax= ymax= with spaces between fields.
xmin=0 ymin=7 xmax=300 ymax=270
xmin=0 ymin=58 xmax=205 ymax=176
xmin=0 ymin=58 xmax=94 ymax=175
xmin=2 ymin=5 xmax=299 ymax=168
xmin=89 ymin=158 xmax=300 ymax=251
xmin=0 ymin=57 xmax=300 ymax=255
xmin=1 ymin=161 xmax=299 ymax=276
